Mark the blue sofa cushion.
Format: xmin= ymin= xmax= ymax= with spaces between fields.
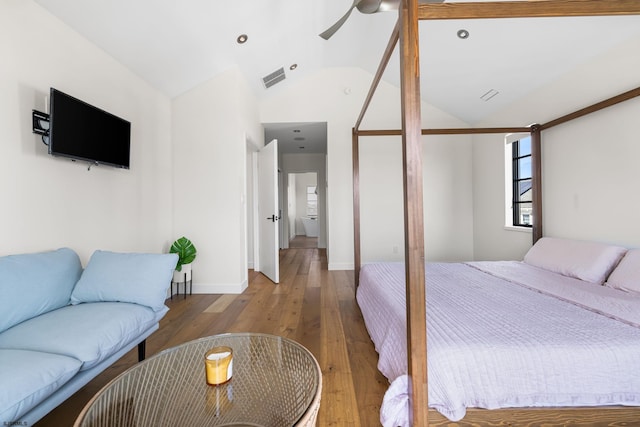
xmin=71 ymin=250 xmax=178 ymax=312
xmin=0 ymin=248 xmax=82 ymax=334
xmin=0 ymin=302 xmax=164 ymax=371
xmin=0 ymin=349 xmax=82 ymax=422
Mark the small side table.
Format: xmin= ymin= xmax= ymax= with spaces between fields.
xmin=171 ymin=270 xmax=192 ymax=299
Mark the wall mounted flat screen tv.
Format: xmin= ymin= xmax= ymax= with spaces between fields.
xmin=48 ymin=88 xmax=131 ymax=169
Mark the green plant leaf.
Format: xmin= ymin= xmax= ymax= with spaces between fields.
xmin=170 ymin=236 xmax=197 ymax=271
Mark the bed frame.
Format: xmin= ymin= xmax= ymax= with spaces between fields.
xmin=351 ymin=1 xmax=640 ymax=425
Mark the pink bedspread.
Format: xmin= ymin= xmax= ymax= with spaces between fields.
xmin=356 ymin=261 xmax=640 ymax=424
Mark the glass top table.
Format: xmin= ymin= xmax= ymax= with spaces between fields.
xmin=74 ymin=333 xmax=322 ymax=427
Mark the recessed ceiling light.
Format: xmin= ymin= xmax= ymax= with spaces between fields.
xmin=294 ymin=137 xmax=305 ymax=141
xmin=299 ymin=146 xmax=305 ymax=149
xmin=289 ymin=64 xmax=298 ymax=71
xmin=237 ymin=34 xmax=248 ymax=44
xmin=293 ymin=129 xmax=301 ymax=133
xmin=457 ymin=29 xmax=469 ymax=39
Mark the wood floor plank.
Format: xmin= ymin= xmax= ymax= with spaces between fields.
xmin=340 ymin=295 xmax=388 ymax=426
xmin=319 ymin=269 xmax=362 ymax=426
xmin=289 ymin=236 xmax=318 ymax=249
xmin=277 ymin=274 xmax=307 ymax=339
xmin=299 ymin=286 xmax=322 ymax=357
xmin=204 ymin=294 xmax=237 ymax=313
xmin=308 ymin=259 xmax=322 ymax=288
xmin=227 ymin=281 xmax=279 ymax=334
xmin=35 ymin=245 xmax=385 ymax=427
xmin=204 ymin=294 xmax=252 ymax=335
xmin=333 ymin=270 xmax=356 ymax=302
xmin=280 ymin=246 xmax=298 ymax=266
xmin=296 ymin=248 xmax=313 ymax=275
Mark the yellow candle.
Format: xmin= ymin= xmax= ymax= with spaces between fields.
xmin=204 ymin=347 xmax=233 ymax=385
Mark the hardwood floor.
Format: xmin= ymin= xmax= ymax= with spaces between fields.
xmin=35 ymin=248 xmax=388 ymax=426
xmin=289 ymin=235 xmax=318 ymax=248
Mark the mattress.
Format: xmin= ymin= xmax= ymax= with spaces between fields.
xmin=356 ymin=261 xmax=640 ymax=424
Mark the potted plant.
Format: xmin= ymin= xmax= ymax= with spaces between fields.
xmin=170 ymin=236 xmax=197 ymax=282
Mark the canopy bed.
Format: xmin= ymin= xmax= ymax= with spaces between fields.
xmin=350 ymin=1 xmax=640 ymax=425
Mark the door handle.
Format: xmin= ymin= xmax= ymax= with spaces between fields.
xmin=267 ymin=215 xmax=279 ymax=222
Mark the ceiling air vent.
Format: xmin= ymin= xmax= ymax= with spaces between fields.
xmin=480 ymin=89 xmax=499 ymax=102
xmin=262 ymin=67 xmax=286 ymax=89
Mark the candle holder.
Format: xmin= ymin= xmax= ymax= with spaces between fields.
xmin=204 ymin=346 xmax=233 ymax=385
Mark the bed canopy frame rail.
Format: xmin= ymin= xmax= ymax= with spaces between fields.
xmin=352 ymin=1 xmax=640 ymax=425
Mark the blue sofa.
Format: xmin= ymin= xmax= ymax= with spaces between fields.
xmin=0 ymin=248 xmax=178 ymax=425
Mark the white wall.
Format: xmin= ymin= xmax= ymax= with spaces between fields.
xmin=472 ymin=34 xmax=640 ymax=260
xmin=471 ymin=133 xmax=533 ymax=260
xmin=261 ymin=67 xmax=474 ymax=269
xmin=359 ymin=134 xmax=474 ymax=263
xmin=0 ymin=0 xmax=172 ymax=263
xmin=542 ymin=97 xmax=640 ymax=246
xmin=172 ymin=67 xmax=263 ymax=293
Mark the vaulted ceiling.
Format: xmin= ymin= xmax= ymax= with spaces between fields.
xmin=34 ymin=0 xmax=640 ymax=126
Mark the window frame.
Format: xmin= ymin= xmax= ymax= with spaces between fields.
xmin=512 ymin=137 xmax=533 ymax=228
xmin=504 ymin=133 xmax=533 ymax=230
xmin=306 ymin=186 xmax=317 ymax=217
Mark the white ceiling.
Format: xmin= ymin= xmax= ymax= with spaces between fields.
xmin=33 ymin=0 xmax=640 ymax=145
xmin=264 ymin=122 xmax=327 ymax=154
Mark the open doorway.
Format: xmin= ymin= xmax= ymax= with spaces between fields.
xmin=287 ymin=172 xmax=318 ymax=248
xmin=247 ymin=126 xmax=327 ymax=276
xmin=246 ymin=138 xmax=281 ymax=283
xmin=264 ymin=122 xmax=328 ymax=251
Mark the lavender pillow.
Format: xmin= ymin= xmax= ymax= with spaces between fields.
xmin=605 ymin=249 xmax=640 ymax=293
xmin=523 ymin=237 xmax=627 ymax=285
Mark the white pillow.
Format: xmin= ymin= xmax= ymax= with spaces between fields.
xmin=71 ymin=250 xmax=178 ymax=312
xmin=523 ymin=237 xmax=627 ymax=285
xmin=605 ymin=249 xmax=640 ymax=293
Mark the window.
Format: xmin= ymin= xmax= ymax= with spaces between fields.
xmin=511 ymin=136 xmax=532 ymax=227
xmin=306 ymin=186 xmax=317 ymax=217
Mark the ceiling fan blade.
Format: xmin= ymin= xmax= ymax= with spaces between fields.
xmin=370 ymin=0 xmax=398 ymax=13
xmin=319 ymin=0 xmax=445 ymax=39
xmin=319 ymin=0 xmax=361 ymax=40
xmin=357 ymin=0 xmax=385 ymax=14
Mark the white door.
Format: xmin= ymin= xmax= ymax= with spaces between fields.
xmin=258 ymin=139 xmax=280 ymax=283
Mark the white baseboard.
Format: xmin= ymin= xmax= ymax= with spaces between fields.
xmin=194 ymin=280 xmax=248 ymax=294
xmin=328 ymin=262 xmax=354 ymax=271
xmin=171 ymin=280 xmax=248 ymax=296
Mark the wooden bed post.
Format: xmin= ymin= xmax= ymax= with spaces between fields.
xmin=531 ymin=124 xmax=543 ymax=244
xmin=399 ymin=0 xmax=428 ymax=425
xmin=352 ymin=128 xmax=361 ymax=288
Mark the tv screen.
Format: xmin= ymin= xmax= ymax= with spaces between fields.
xmin=48 ymin=88 xmax=131 ymax=169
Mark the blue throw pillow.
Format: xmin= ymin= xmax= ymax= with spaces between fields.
xmin=0 ymin=248 xmax=82 ymax=333
xmin=71 ymin=250 xmax=178 ymax=312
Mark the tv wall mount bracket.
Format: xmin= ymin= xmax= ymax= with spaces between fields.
xmin=32 ymin=110 xmax=50 ymax=145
